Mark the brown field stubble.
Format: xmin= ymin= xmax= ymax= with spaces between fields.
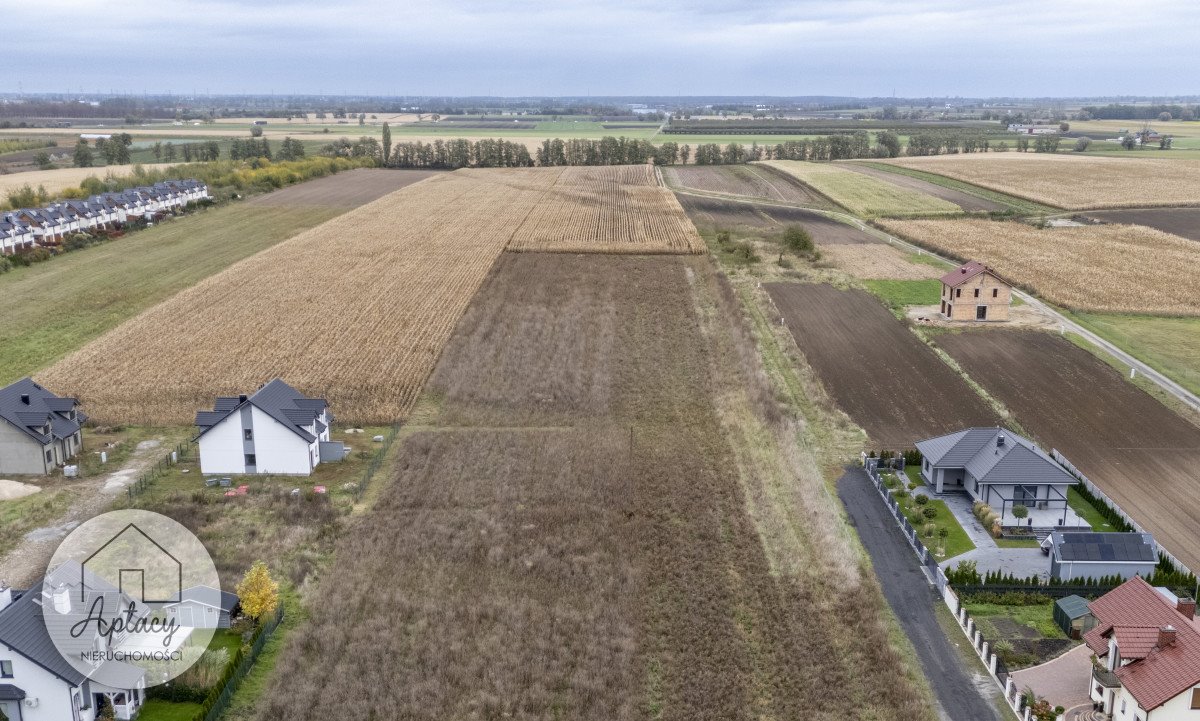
xmin=878 ymin=218 xmax=1200 ymax=315
xmin=253 ymin=254 xmax=935 ymax=721
xmin=38 ymin=169 xmax=566 ymax=425
xmin=939 ymin=330 xmax=1200 ymax=573
xmin=507 ymin=165 xmax=705 ymax=254
xmin=766 ymin=282 xmax=1002 ymax=448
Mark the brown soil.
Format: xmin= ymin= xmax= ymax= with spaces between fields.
xmin=677 ymin=192 xmax=877 ymax=244
xmin=839 ymin=164 xmax=1008 ymax=212
xmin=246 ymin=168 xmax=439 ymax=208
xmin=938 ymin=329 xmax=1200 ymax=573
xmin=255 ymin=254 xmax=934 ymax=721
xmin=1080 ymin=208 xmax=1200 ymax=242
xmin=766 ymin=282 xmax=1002 ymax=448
xmin=664 ymin=164 xmax=835 ymax=208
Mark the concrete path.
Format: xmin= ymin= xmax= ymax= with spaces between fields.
xmin=916 ymin=489 xmax=1053 ymax=577
xmin=839 ymin=467 xmax=1004 ymax=721
xmin=1010 ymin=644 xmax=1094 ymax=717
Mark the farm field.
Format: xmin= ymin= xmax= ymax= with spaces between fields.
xmin=1070 ymin=313 xmax=1200 ymax=397
xmin=0 ymin=203 xmax=343 ymax=384
xmin=1079 ymin=207 xmax=1200 ymax=242
xmin=38 ymin=168 xmax=567 ymax=425
xmin=507 ymin=165 xmax=704 ymax=254
xmin=763 ymin=160 xmax=962 ymax=217
xmin=820 ymin=244 xmax=946 ymax=280
xmin=662 ymin=163 xmax=837 ymax=208
xmin=851 ymin=161 xmax=1059 ymax=215
xmin=677 ymin=193 xmax=877 ymax=243
xmin=0 ymin=163 xmax=175 ymax=197
xmin=245 ymin=167 xmax=438 ymax=207
xmin=252 ymin=252 xmax=935 ymax=721
xmin=765 ymin=282 xmax=1002 ymax=448
xmin=938 ymin=329 xmax=1200 ymax=574
xmin=837 ymin=162 xmax=1008 ymax=212
xmin=878 ymin=218 xmax=1200 ymax=315
xmin=881 ymin=153 xmax=1200 ymax=209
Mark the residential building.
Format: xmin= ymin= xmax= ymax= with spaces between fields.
xmin=195 ymin=378 xmax=340 ymax=476
xmin=0 ymin=378 xmax=85 ymax=475
xmin=940 ymin=260 xmax=1012 ymax=322
xmin=1085 ymin=577 xmax=1200 ymax=720
xmin=915 ymin=427 xmax=1078 ymax=523
xmin=1049 ymin=531 xmax=1158 ymax=582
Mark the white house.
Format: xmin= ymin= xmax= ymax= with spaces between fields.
xmin=915 ymin=427 xmax=1079 ymax=524
xmin=195 ymin=378 xmax=341 ymax=476
xmin=0 ymin=567 xmax=151 ymax=721
xmin=1086 ymin=577 xmax=1200 ymax=720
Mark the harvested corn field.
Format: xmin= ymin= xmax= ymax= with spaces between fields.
xmin=763 ymin=160 xmax=961 ymax=217
xmin=878 ymin=218 xmax=1200 ymax=315
xmin=882 ymin=154 xmax=1200 ymax=210
xmin=662 ymin=164 xmax=836 ymax=208
xmin=38 ymin=169 xmax=565 ymax=425
xmin=507 ymin=165 xmax=705 ymax=254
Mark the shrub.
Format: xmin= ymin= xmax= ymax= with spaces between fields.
xmin=914 ymin=495 xmax=929 ymax=506
xmin=17 ymin=247 xmax=51 ymax=264
xmin=0 ymin=256 xmax=10 ymax=273
xmin=922 ymin=506 xmax=938 ymax=519
xmin=946 ymin=560 xmax=981 ymax=585
xmin=937 ymin=527 xmax=948 ymax=539
xmin=715 ymin=229 xmax=731 ymax=245
xmin=922 ymin=523 xmax=936 ymax=538
xmin=1011 ymin=504 xmax=1029 ymax=520
xmin=894 ymin=490 xmax=908 ymax=499
xmin=64 ymin=233 xmax=95 ymax=251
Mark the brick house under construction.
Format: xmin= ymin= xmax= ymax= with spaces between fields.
xmin=940 ymin=260 xmax=1011 ymax=322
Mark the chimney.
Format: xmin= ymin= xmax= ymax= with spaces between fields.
xmin=0 ymin=581 xmax=11 ymax=612
xmin=239 ymin=394 xmax=248 ymax=403
xmin=1177 ymin=598 xmax=1196 ymax=620
xmin=1159 ymin=625 xmax=1177 ymax=648
xmin=20 ymin=394 xmax=30 ymax=405
xmin=997 ymin=433 xmax=1006 ymax=448
xmin=52 ymin=583 xmax=71 ymax=614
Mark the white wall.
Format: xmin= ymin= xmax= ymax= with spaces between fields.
xmin=0 ymin=651 xmax=95 ymax=721
xmin=197 ymin=412 xmax=247 ymax=475
xmin=249 ymin=406 xmax=313 ymax=476
xmin=1147 ymin=684 xmax=1200 ymax=720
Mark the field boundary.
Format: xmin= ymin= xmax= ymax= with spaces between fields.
xmin=851 ymin=161 xmax=1059 ymax=215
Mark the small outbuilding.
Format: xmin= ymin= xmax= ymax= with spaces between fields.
xmin=1053 ymin=594 xmax=1096 ymax=639
xmin=940 ymin=260 xmax=1011 ymax=322
xmin=1048 ymin=531 xmax=1158 ymax=582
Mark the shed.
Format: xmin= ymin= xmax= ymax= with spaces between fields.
xmin=1049 ymin=531 xmax=1157 ymax=582
xmin=1054 ymin=594 xmax=1095 ymax=639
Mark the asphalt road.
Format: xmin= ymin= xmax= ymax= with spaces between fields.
xmin=838 ymin=467 xmax=1003 ymax=721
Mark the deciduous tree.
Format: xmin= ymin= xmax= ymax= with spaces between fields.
xmin=236 ymin=561 xmax=279 ymax=621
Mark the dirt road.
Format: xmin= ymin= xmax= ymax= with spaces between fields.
xmin=838 ymin=467 xmax=1004 ymax=721
xmin=0 ymin=438 xmax=165 ymax=587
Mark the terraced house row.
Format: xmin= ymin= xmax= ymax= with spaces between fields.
xmin=0 ymin=179 xmax=210 ymax=254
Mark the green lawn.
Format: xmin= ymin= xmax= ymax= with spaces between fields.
xmin=137 ymin=699 xmax=203 ymax=721
xmin=854 ymin=161 xmax=1058 ymax=215
xmin=994 ymin=537 xmax=1042 ymax=548
xmin=763 ymin=160 xmax=962 ymax=217
xmin=0 ymin=203 xmax=342 ymax=384
xmin=864 ymin=279 xmax=943 ymax=307
xmin=896 ymin=492 xmax=975 ymax=560
xmin=1067 ymin=486 xmax=1113 ymax=531
xmin=1070 ymin=312 xmax=1200 ymax=398
xmin=904 ymin=465 xmax=924 ymax=487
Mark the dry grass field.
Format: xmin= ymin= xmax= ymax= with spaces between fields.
xmin=940 ymin=330 xmax=1200 ymax=573
xmin=253 ymin=253 xmax=935 ymax=721
xmin=763 ymin=160 xmax=961 ymax=217
xmin=38 ymin=169 xmax=565 ymax=425
xmin=878 ymin=218 xmax=1200 ymax=315
xmin=0 ymin=163 xmax=176 ymax=197
xmin=662 ymin=164 xmax=836 ymax=207
xmin=882 ymin=154 xmax=1200 ymax=210
xmin=820 ymin=243 xmax=946 ymax=280
xmin=508 ymin=165 xmax=704 ymax=253
xmin=245 ymin=168 xmax=438 ymax=207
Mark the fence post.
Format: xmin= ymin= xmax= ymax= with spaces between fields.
xmin=989 ymin=653 xmax=998 ymax=675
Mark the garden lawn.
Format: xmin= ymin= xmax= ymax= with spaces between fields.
xmin=901 ymin=495 xmax=975 ymax=561
xmin=864 ymin=279 xmax=943 ymax=307
xmin=962 ymin=601 xmax=1064 ymax=641
xmin=1066 ymin=487 xmax=1115 ymax=531
xmin=137 ymin=700 xmax=203 ymax=721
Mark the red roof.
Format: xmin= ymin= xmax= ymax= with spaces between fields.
xmin=940 ymin=260 xmax=1003 ymax=288
xmin=1083 ymin=576 xmax=1200 ymax=710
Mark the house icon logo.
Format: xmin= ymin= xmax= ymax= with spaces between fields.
xmin=80 ymin=522 xmax=182 ymax=605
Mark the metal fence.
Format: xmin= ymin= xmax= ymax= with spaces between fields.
xmin=200 ymin=604 xmax=285 ymax=721
xmin=125 ymin=439 xmax=195 ymax=502
xmin=353 ymin=423 xmax=402 ymax=502
xmin=1052 ymin=448 xmax=1195 ymax=582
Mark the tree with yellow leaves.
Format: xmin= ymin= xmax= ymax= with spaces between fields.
xmin=235 ymin=561 xmax=279 ymax=621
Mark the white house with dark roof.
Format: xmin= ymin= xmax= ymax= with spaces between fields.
xmin=915 ymin=427 xmax=1080 ymax=525
xmin=195 ymin=379 xmax=339 ymax=476
xmin=0 ymin=378 xmax=85 ymax=475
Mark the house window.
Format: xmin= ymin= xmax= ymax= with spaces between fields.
xmin=924 ymin=460 xmax=930 ymax=471
xmin=992 ymin=288 xmax=999 ymax=298
xmin=956 ymin=288 xmax=962 ymax=298
xmin=244 ymin=429 xmax=253 ymax=441
xmin=245 ymin=454 xmax=256 ymax=466
xmin=1120 ymin=699 xmax=1126 ymax=714
xmin=974 ymin=288 xmax=980 ymax=298
xmin=1191 ymin=688 xmax=1200 ymax=708
xmin=45 ymin=450 xmax=52 ymax=464
xmin=1015 ymin=485 xmax=1038 ymax=501
xmin=0 ymin=659 xmax=11 ymax=677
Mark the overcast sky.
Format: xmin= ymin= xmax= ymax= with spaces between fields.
xmin=4 ymin=0 xmax=1198 ymax=97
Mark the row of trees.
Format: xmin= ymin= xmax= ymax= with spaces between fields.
xmin=381 ymin=138 xmax=533 ymax=168
xmin=72 ymin=134 xmax=134 ymax=166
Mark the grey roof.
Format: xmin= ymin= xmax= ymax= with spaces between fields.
xmin=0 ymin=581 xmax=86 ymax=685
xmin=1052 ymin=532 xmax=1157 ymax=564
xmin=0 ymin=684 xmax=26 ymax=701
xmin=916 ymin=427 xmax=1077 ymax=487
xmin=1056 ymin=594 xmax=1092 ymax=619
xmin=173 ymin=585 xmax=239 ymax=612
xmin=0 ymin=377 xmax=84 ymax=446
xmin=195 ymin=378 xmax=327 ymax=443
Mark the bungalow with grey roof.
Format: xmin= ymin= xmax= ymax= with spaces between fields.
xmin=0 ymin=378 xmax=85 ymax=475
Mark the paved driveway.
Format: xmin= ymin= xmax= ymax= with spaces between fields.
xmin=839 ymin=468 xmax=1003 ymax=721
xmin=920 ymin=488 xmax=1053 ymax=578
xmin=1010 ymin=644 xmax=1094 ymax=718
